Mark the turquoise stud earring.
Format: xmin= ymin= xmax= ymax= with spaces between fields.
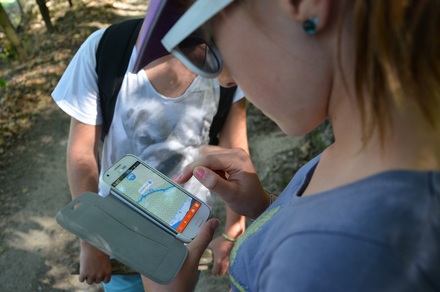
xmin=303 ymin=16 xmax=319 ymax=35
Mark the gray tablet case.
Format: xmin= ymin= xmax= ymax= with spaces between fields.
xmin=55 ymin=192 xmax=188 ymax=284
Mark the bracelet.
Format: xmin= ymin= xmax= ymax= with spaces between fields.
xmin=222 ymin=232 xmax=238 ymax=243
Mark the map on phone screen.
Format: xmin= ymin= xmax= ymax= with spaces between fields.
xmin=112 ymin=161 xmax=201 ymax=232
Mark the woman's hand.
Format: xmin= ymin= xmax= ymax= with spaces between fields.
xmin=176 ymin=146 xmax=269 ymax=219
xmin=142 ymin=219 xmax=220 ymax=292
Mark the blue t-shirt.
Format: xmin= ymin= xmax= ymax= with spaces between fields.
xmin=230 ymin=156 xmax=440 ymax=291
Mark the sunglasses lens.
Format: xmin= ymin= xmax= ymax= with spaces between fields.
xmin=177 ymin=36 xmax=221 ymax=75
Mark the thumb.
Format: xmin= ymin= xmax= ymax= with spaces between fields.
xmin=186 ymin=219 xmax=219 ymax=261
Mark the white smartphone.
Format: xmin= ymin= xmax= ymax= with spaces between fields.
xmin=102 ymin=154 xmax=212 ymax=243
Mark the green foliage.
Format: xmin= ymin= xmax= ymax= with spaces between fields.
xmin=1 ymin=0 xmax=22 ymax=28
xmin=0 ymin=0 xmax=17 ymax=5
xmin=0 ymin=78 xmax=6 ymax=88
xmin=0 ymin=43 xmax=18 ymax=60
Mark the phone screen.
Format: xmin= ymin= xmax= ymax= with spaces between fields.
xmin=111 ymin=161 xmax=201 ymax=233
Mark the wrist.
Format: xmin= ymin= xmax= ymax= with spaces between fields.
xmin=221 ymin=224 xmax=245 ymax=243
xmin=223 ymin=222 xmax=245 ymax=240
xmin=80 ymin=239 xmax=99 ymax=251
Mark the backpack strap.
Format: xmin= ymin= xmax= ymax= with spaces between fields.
xmin=209 ymin=86 xmax=237 ymax=145
xmin=96 ymin=18 xmax=143 ymax=141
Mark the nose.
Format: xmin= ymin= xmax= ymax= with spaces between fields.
xmin=221 ymin=80 xmax=237 ymax=88
xmin=218 ymin=67 xmax=237 ymax=88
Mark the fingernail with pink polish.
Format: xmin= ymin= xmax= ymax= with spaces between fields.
xmin=194 ymin=167 xmax=205 ymax=180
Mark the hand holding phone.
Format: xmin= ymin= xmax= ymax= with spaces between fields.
xmin=175 ymin=147 xmax=268 ymax=220
xmin=102 ymin=154 xmax=212 ymax=243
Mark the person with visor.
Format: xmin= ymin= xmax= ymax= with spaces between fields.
xmin=144 ymin=0 xmax=440 ymax=291
xmin=51 ymin=0 xmax=248 ymax=290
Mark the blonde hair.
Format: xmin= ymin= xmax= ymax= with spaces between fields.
xmin=352 ymin=1 xmax=440 ymax=140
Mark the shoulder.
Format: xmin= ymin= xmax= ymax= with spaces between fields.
xmin=259 ymin=232 xmax=416 ymax=291
xmin=51 ymin=28 xmax=108 ymax=125
xmin=260 ymin=170 xmax=440 ymax=291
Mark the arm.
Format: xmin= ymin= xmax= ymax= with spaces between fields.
xmin=209 ymin=98 xmax=248 ymax=275
xmin=67 ymin=118 xmax=112 ymax=284
xmin=218 ymin=98 xmax=249 ymax=151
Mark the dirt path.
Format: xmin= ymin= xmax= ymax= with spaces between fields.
xmin=0 ymin=104 xmax=97 ymax=291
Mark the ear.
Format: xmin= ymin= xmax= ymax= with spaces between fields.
xmin=282 ymin=0 xmax=331 ymax=33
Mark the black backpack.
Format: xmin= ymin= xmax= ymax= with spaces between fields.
xmin=95 ymin=18 xmax=237 ymax=145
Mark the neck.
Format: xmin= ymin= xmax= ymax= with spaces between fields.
xmin=304 ymin=102 xmax=440 ymax=195
xmin=332 ymin=96 xmax=440 ymax=169
xmin=144 ymin=55 xmax=197 ymax=98
xmin=302 ymin=93 xmax=440 ymax=196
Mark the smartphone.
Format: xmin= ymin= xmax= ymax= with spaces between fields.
xmin=102 ymin=154 xmax=211 ymax=243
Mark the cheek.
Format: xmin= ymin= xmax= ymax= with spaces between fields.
xmin=224 ymin=46 xmax=328 ymax=136
xmin=217 ymin=32 xmax=277 ymax=109
xmin=214 ymin=10 xmax=293 ymax=127
xmin=220 ymin=43 xmax=298 ymax=133
xmin=213 ymin=7 xmax=330 ymax=136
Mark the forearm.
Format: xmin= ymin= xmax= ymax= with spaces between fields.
xmin=66 ymin=118 xmax=101 ymax=199
xmin=67 ymin=153 xmax=99 ymax=199
xmin=218 ymin=98 xmax=249 ymax=153
xmin=66 ymin=118 xmax=111 ymax=268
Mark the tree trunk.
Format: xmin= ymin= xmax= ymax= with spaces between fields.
xmin=35 ymin=0 xmax=53 ymax=32
xmin=0 ymin=3 xmax=28 ymax=61
xmin=16 ymin=0 xmax=25 ymax=26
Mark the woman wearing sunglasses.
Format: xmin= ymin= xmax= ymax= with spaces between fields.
xmin=143 ymin=0 xmax=440 ymax=291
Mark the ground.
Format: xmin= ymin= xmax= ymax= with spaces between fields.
xmin=0 ymin=0 xmax=331 ymax=290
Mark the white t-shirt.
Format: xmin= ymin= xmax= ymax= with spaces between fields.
xmin=52 ymin=28 xmax=243 ymax=206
